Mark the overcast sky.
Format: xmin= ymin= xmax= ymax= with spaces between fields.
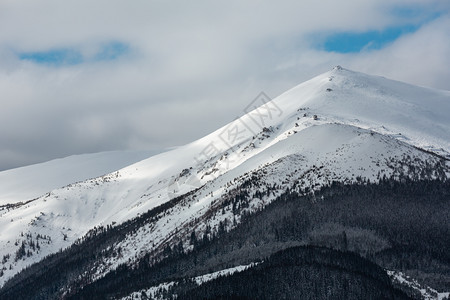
xmin=0 ymin=0 xmax=449 ymax=171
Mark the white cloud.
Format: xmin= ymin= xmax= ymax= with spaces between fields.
xmin=352 ymin=15 xmax=450 ymax=89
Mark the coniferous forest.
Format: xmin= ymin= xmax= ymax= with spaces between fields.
xmin=0 ymin=178 xmax=449 ymax=299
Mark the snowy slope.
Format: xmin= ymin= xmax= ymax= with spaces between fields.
xmin=121 ymin=263 xmax=259 ymax=300
xmin=0 ymin=66 xmax=449 ymax=287
xmin=275 ymin=66 xmax=450 ymax=156
xmin=92 ymin=124 xmax=448 ymax=281
xmin=0 ymin=150 xmax=161 ymax=206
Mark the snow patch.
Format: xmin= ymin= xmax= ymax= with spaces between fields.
xmin=387 ymin=270 xmax=450 ymax=300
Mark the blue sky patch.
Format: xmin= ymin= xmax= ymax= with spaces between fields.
xmin=94 ymin=41 xmax=129 ymax=61
xmin=19 ymin=41 xmax=129 ymax=66
xmin=322 ymin=25 xmax=418 ymax=53
xmin=319 ymin=3 xmax=445 ymax=54
xmin=19 ymin=48 xmax=83 ymax=65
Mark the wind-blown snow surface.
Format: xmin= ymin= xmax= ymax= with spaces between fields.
xmin=0 ymin=150 xmax=161 ymax=206
xmin=0 ymin=67 xmax=449 ymax=287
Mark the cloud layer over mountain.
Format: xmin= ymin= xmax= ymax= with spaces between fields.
xmin=0 ymin=0 xmax=449 ymax=170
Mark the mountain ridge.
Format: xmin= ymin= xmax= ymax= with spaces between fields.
xmin=0 ymin=150 xmax=162 ymax=206
xmin=0 ymin=67 xmax=449 ymax=298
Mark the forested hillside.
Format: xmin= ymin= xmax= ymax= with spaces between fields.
xmin=1 ymin=178 xmax=448 ymax=299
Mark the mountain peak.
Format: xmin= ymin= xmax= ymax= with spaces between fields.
xmin=274 ymin=67 xmax=450 ymax=158
xmin=0 ymin=68 xmax=449 ymax=290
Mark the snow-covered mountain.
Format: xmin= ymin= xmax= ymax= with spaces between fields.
xmin=0 ymin=150 xmax=162 ymax=206
xmin=0 ymin=67 xmax=449 ymax=298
